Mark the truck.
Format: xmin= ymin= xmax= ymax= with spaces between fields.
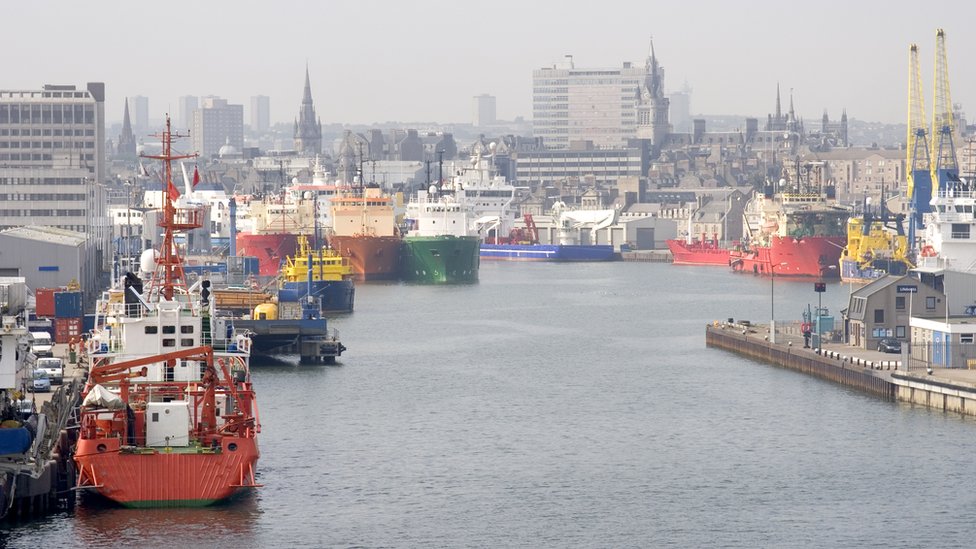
xmin=28 ymin=331 xmax=54 ymax=357
xmin=35 ymin=356 xmax=64 ymax=385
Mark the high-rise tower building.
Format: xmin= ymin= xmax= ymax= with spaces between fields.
xmin=192 ymin=96 xmax=244 ymax=159
xmin=293 ymin=67 xmax=322 ymax=155
xmin=473 ymin=94 xmax=496 ymax=127
xmin=177 ymin=95 xmax=199 ymax=131
xmin=131 ymin=95 xmax=149 ymax=132
xmin=250 ymin=95 xmax=270 ymax=133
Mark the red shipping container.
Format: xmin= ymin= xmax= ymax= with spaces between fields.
xmin=36 ymin=288 xmax=60 ymax=318
xmin=54 ymin=316 xmax=83 ymax=344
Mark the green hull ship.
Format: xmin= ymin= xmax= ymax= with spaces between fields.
xmin=400 ymin=235 xmax=480 ymax=283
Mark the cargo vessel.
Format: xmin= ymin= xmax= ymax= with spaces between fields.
xmin=236 ymin=190 xmax=316 ymax=276
xmin=75 ymin=116 xmax=260 ymax=507
xmin=328 ymin=186 xmax=401 ymax=281
xmin=481 ymin=204 xmax=617 ymax=262
xmin=401 ymin=185 xmax=480 ymax=283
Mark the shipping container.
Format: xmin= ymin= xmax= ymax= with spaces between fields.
xmin=54 ymin=291 xmax=83 ymax=318
xmin=54 ymin=316 xmax=83 ymax=344
xmin=35 ymin=288 xmax=59 ymax=318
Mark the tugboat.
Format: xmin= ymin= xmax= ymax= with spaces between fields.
xmin=74 ymin=116 xmax=260 ymax=507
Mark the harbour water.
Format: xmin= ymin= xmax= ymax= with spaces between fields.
xmin=9 ymin=262 xmax=976 ymax=547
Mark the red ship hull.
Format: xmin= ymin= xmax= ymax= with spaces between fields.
xmin=666 ymin=239 xmax=731 ymax=266
xmin=75 ymin=436 xmax=259 ymax=508
xmin=730 ymin=236 xmax=846 ymax=277
xmin=329 ymin=235 xmax=401 ymax=281
xmin=236 ymin=233 xmax=300 ymax=276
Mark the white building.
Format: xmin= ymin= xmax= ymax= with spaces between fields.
xmin=177 ymin=95 xmax=198 ymax=131
xmin=131 ymin=95 xmax=149 ymax=132
xmin=533 ymin=55 xmax=650 ymax=149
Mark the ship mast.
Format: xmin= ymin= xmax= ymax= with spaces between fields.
xmin=140 ymin=115 xmax=201 ymax=301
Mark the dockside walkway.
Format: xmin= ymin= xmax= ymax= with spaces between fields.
xmin=707 ymin=321 xmax=976 ymax=417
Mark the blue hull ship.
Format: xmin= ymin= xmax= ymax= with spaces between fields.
xmin=480 ymin=244 xmax=616 ymax=262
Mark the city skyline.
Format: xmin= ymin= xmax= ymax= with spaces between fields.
xmin=7 ymin=0 xmax=976 ymax=128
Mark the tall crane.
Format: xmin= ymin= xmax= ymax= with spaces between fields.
xmin=931 ymin=28 xmax=958 ymax=192
xmin=907 ymin=43 xmax=932 ymax=250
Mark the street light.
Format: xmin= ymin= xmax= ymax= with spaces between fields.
xmin=770 ymin=262 xmax=788 ymax=344
xmin=814 ymin=265 xmax=837 ymax=351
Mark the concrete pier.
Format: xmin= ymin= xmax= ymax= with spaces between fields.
xmin=707 ymin=321 xmax=976 ymax=417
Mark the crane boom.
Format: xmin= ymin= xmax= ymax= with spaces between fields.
xmin=931 ymin=28 xmax=958 ymax=191
xmin=907 ymin=43 xmax=933 ymax=251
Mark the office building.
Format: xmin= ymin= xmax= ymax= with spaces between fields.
xmin=192 ymin=96 xmax=244 ymax=159
xmin=250 ymin=95 xmax=270 ymax=133
xmin=0 ymin=82 xmax=109 ymax=273
xmin=473 ymin=94 xmax=496 ymax=127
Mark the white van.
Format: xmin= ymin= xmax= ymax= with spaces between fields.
xmin=28 ymin=331 xmax=54 ymax=357
xmin=35 ymin=356 xmax=64 ymax=385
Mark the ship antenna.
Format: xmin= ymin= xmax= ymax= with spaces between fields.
xmin=140 ymin=115 xmax=200 ymax=302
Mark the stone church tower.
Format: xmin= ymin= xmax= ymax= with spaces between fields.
xmin=293 ymin=66 xmax=322 ymax=155
xmin=636 ymin=41 xmax=671 ymax=156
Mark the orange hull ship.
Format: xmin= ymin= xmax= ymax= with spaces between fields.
xmin=329 ymin=186 xmax=401 ymax=281
xmin=75 ymin=347 xmax=260 ymax=508
xmin=75 ymin=117 xmax=260 ymax=508
xmin=328 ymin=235 xmax=401 ymax=281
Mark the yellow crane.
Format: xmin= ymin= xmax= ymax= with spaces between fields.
xmin=907 ymin=43 xmax=932 ymax=247
xmin=931 ymin=28 xmax=958 ymax=190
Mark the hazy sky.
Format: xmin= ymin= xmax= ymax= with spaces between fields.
xmin=7 ymin=0 xmax=975 ymax=127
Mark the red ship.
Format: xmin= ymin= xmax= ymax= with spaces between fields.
xmin=729 ymin=167 xmax=848 ymax=278
xmin=75 ymin=116 xmax=260 ymax=507
xmin=666 ymin=234 xmax=731 ymax=266
xmin=328 ymin=186 xmax=401 ymax=281
xmin=236 ymin=191 xmax=316 ymax=276
xmin=75 ymin=347 xmax=260 ymax=507
xmin=730 ymin=235 xmax=846 ymax=277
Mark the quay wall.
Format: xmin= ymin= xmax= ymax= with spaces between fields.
xmin=705 ymin=324 xmax=895 ymax=400
xmin=891 ymin=372 xmax=976 ymax=416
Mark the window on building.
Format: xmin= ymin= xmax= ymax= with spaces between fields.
xmin=962 ymin=334 xmax=974 ymax=344
xmin=874 ymin=309 xmax=884 ymax=323
xmin=896 ymin=296 xmax=905 ymax=310
xmin=896 ymin=326 xmax=906 ymax=338
xmin=926 ymin=296 xmax=937 ymax=309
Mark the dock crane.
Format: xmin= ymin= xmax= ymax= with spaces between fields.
xmin=931 ymin=28 xmax=959 ymax=193
xmin=907 ymin=43 xmax=932 ymax=251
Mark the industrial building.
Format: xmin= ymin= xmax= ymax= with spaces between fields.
xmin=0 ymin=225 xmax=97 ymax=300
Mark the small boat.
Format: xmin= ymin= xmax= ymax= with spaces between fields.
xmin=278 ymin=234 xmax=355 ymax=314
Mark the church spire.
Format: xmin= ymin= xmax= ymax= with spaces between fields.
xmin=294 ymin=65 xmax=323 ymax=155
xmin=117 ymin=98 xmax=137 ymax=159
xmin=775 ymin=83 xmax=782 ymax=119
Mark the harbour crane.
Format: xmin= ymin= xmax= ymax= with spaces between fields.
xmin=906 ymin=43 xmax=932 ymax=251
xmin=931 ymin=28 xmax=959 ymax=193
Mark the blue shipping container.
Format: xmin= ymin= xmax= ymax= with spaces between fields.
xmin=54 ymin=291 xmax=83 ymax=318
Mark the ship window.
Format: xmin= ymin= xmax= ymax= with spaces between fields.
xmin=145 ymin=326 xmax=158 ymax=334
xmin=181 ymin=338 xmax=194 ymax=347
xmin=962 ymin=334 xmax=974 ymax=344
xmin=896 ymin=296 xmax=905 ymax=310
xmin=162 ymin=325 xmax=176 ymax=334
xmin=430 ymin=250 xmax=440 ymax=257
xmin=162 ymin=338 xmax=176 ymax=347
xmin=181 ymin=326 xmax=194 ymax=334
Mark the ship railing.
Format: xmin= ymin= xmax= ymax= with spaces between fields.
xmin=779 ymin=193 xmax=824 ymax=204
xmin=935 ymin=189 xmax=976 ymax=199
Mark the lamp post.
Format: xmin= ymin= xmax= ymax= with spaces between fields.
xmin=813 ymin=265 xmax=837 ymax=351
xmin=770 ymin=262 xmax=787 ymax=344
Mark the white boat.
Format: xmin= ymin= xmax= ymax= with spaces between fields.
xmin=919 ymin=181 xmax=976 ymax=271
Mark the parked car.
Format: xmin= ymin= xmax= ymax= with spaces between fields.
xmin=30 ymin=369 xmax=51 ymax=393
xmin=878 ymin=338 xmax=902 ymax=354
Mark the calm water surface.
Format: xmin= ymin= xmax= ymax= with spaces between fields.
xmin=7 ymin=262 xmax=976 ymax=548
